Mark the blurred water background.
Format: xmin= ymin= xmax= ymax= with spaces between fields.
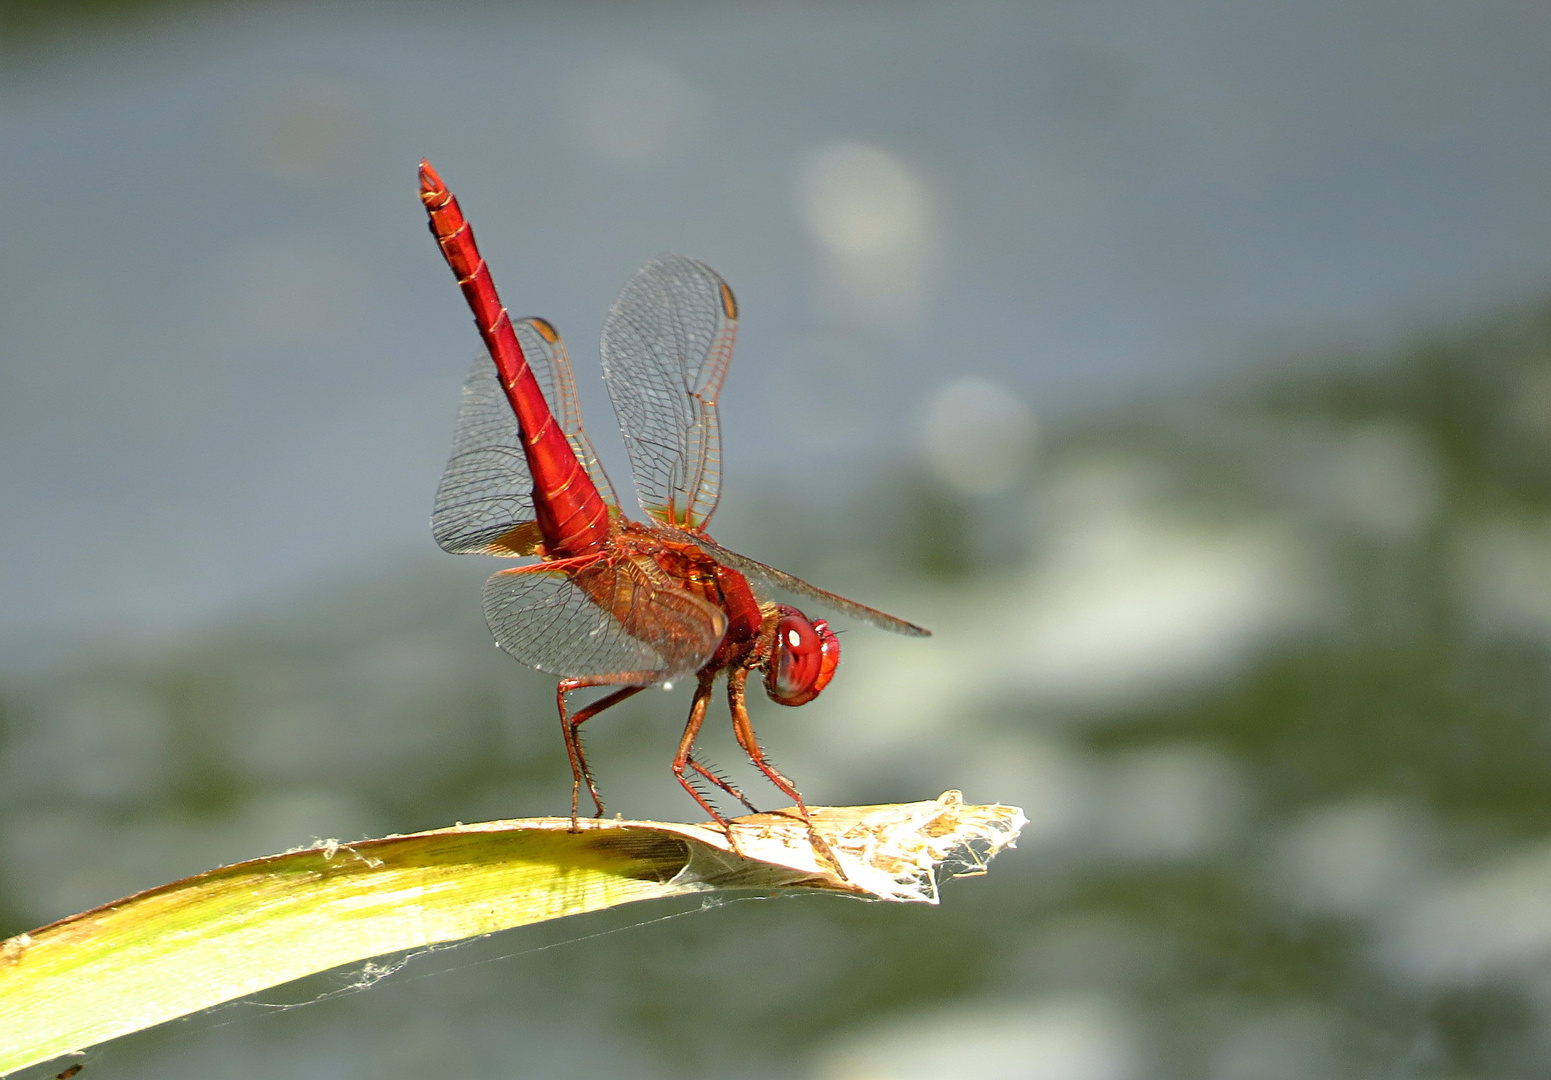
xmin=6 ymin=2 xmax=1551 ymax=1078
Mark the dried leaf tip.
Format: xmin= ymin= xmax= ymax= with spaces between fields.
xmin=826 ymin=790 xmax=1026 ymax=903
xmin=709 ymin=791 xmax=1027 ymax=903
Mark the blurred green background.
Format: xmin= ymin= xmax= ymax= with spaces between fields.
xmin=7 ymin=3 xmax=1551 ymax=1078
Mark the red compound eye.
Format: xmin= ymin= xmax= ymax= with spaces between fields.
xmin=765 ymin=607 xmax=840 ymax=706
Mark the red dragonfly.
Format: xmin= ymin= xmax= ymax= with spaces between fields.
xmin=419 ymin=160 xmax=928 ymax=836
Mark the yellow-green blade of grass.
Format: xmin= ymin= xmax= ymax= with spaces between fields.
xmin=0 ymin=791 xmax=1025 ymax=1075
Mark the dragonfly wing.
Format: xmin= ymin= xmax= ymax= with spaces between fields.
xmin=600 ymin=254 xmax=737 ymax=531
xmin=673 ymin=529 xmax=932 ymax=638
xmin=433 ymin=354 xmax=538 ymax=555
xmin=482 ymin=561 xmax=727 ymax=683
xmin=433 ymin=319 xmax=618 ymax=556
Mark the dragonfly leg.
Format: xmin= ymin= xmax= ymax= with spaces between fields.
xmin=557 ymin=681 xmax=646 ymax=827
xmin=726 ymin=667 xmax=845 ymax=877
xmin=725 ymin=667 xmax=808 ymax=811
xmin=672 ymin=675 xmax=733 ymax=831
xmin=685 ymin=757 xmax=760 ymax=815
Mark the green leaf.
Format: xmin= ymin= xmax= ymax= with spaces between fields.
xmin=0 ymin=792 xmax=1024 ymax=1075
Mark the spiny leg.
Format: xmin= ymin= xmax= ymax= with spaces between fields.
xmin=557 ymin=680 xmax=645 ymax=826
xmin=726 ymin=667 xmax=845 ymax=876
xmin=686 ymin=757 xmax=760 ymax=815
xmin=671 ymin=675 xmax=733 ymax=828
xmin=725 ymin=667 xmax=809 ymax=811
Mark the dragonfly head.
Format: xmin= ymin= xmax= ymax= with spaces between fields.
xmin=763 ymin=605 xmax=840 ymax=707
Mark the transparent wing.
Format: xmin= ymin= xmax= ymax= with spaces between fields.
xmin=670 ymin=528 xmax=932 ymax=638
xmin=433 ymin=319 xmax=617 ymax=555
xmin=432 ymin=353 xmax=537 ymax=555
xmin=600 ymin=254 xmax=738 ymax=531
xmin=482 ymin=560 xmax=727 ymax=683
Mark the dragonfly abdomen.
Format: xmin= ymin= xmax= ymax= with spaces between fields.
xmin=420 ymin=161 xmax=611 ymax=559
